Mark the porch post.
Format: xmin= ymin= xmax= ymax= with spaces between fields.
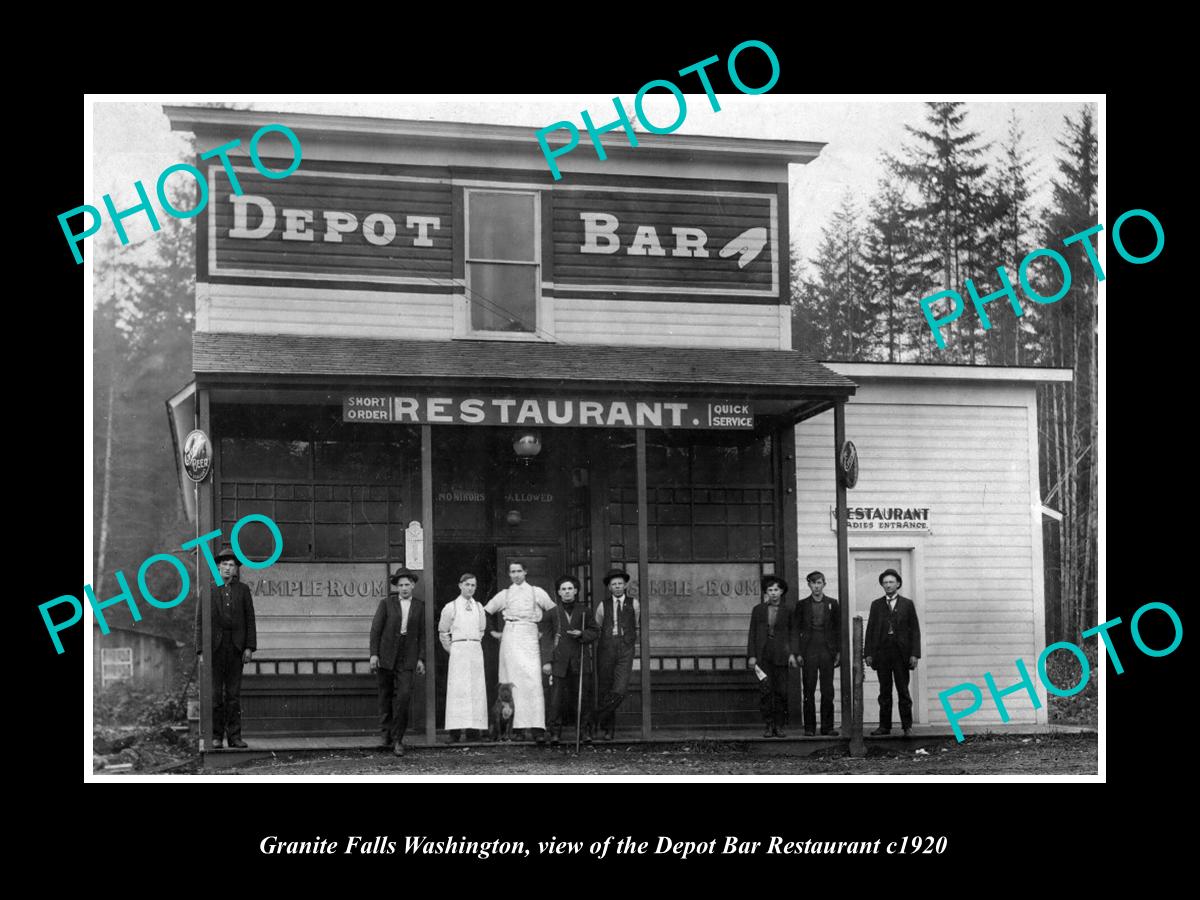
xmin=834 ymin=401 xmax=853 ymax=734
xmin=197 ymin=386 xmax=213 ymax=752
xmin=421 ymin=425 xmax=437 ymax=744
xmin=636 ymin=428 xmax=652 ymax=739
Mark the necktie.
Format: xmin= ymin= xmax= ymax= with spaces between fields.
xmin=615 ymin=599 xmax=622 ymax=636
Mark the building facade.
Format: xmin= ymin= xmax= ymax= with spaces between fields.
xmin=165 ymin=106 xmax=1063 ymax=742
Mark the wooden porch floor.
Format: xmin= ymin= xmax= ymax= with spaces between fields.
xmin=201 ymin=723 xmax=1093 ymax=767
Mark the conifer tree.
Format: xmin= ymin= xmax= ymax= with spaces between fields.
xmin=1035 ymin=105 xmax=1098 ymax=639
xmin=980 ymin=111 xmax=1038 ymax=365
xmin=892 ymin=102 xmax=993 ymax=362
xmin=864 ymin=178 xmax=922 ymax=362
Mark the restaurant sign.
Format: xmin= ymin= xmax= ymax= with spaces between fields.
xmin=344 ymin=394 xmax=754 ymax=429
xmin=829 ymin=505 xmax=932 ymax=532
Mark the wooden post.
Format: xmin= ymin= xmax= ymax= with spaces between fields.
xmin=197 ymin=387 xmax=213 ymax=753
xmin=834 ymin=401 xmax=852 ymax=733
xmin=589 ymin=453 xmax=608 ymax=722
xmin=778 ymin=424 xmax=802 ymax=721
xmin=850 ymin=615 xmax=866 ymax=757
xmin=636 ymin=429 xmax=651 ymax=740
xmin=421 ymin=425 xmax=437 ymax=745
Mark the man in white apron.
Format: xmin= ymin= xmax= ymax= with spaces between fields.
xmin=438 ymin=573 xmax=488 ymax=742
xmin=484 ymin=562 xmax=557 ymax=741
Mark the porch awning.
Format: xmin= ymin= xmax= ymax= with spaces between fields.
xmin=193 ymin=333 xmax=857 ymax=406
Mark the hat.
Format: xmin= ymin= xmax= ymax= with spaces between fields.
xmin=555 ymin=575 xmax=581 ymax=594
xmin=878 ymin=568 xmax=902 ymax=587
xmin=215 ymin=546 xmax=241 ymax=566
xmin=761 ymin=574 xmax=789 ymax=595
xmin=390 ymin=567 xmax=420 ymax=585
xmin=602 ymin=568 xmax=629 ymax=585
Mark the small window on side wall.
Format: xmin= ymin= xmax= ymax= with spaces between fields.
xmin=464 ymin=190 xmax=540 ymax=336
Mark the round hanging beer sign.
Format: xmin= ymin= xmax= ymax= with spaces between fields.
xmin=839 ymin=440 xmax=859 ymax=489
xmin=182 ymin=429 xmax=212 ymax=483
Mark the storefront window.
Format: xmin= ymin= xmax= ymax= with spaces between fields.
xmin=608 ymin=431 xmax=776 ymax=565
xmin=216 ymin=406 xmax=416 ymax=562
xmin=465 ymin=190 xmax=539 ymax=334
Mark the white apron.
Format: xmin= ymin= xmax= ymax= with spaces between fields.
xmin=485 ymin=582 xmax=556 ymax=730
xmin=439 ymin=596 xmax=488 ymax=730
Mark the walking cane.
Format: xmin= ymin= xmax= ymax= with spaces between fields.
xmin=575 ymin=637 xmax=585 ymax=755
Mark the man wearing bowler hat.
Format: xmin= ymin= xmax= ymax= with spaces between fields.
xmin=547 ymin=575 xmax=599 ymax=745
xmin=747 ymin=574 xmax=798 ymax=737
xmin=370 ymin=567 xmax=427 ymax=757
xmin=194 ymin=546 xmax=257 ymax=749
xmin=864 ymin=568 xmax=921 ymax=736
xmin=593 ymin=569 xmax=639 ymax=741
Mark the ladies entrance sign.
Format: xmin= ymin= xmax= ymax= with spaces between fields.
xmin=343 ymin=394 xmax=754 ymax=429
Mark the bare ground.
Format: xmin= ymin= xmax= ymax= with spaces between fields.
xmin=174 ymin=733 xmax=1096 ymax=776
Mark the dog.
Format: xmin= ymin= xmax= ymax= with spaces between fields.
xmin=489 ymin=683 xmax=515 ymax=742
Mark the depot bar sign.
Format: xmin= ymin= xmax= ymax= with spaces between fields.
xmin=343 ymin=394 xmax=754 ymax=429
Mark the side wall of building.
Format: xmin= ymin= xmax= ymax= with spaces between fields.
xmin=93 ymin=627 xmax=181 ymax=693
xmin=794 ymin=378 xmax=1049 ymax=726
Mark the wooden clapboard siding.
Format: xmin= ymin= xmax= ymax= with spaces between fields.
xmin=202 ymin=283 xmax=456 ymax=339
xmin=794 ymin=378 xmax=1046 ymax=726
xmin=202 ymin=285 xmax=786 ymax=348
xmin=553 ymin=297 xmax=785 ymax=348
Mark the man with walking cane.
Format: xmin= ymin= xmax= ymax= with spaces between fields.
xmin=546 ymin=575 xmax=598 ymax=747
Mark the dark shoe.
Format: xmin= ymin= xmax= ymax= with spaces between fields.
xmin=870 ymin=727 xmax=891 ymax=736
xmin=393 ymin=741 xmax=405 ymax=757
xmin=211 ymin=737 xmax=223 ymax=749
xmin=377 ymin=738 xmax=393 ymax=750
xmin=821 ymin=729 xmax=840 ymax=737
xmin=535 ymin=729 xmax=546 ymax=745
xmin=773 ymin=725 xmax=787 ymax=738
xmin=763 ymin=724 xmax=774 ymax=738
xmin=447 ymin=730 xmax=460 ymax=744
xmin=600 ymin=729 xmax=614 ymax=742
xmin=227 ymin=737 xmax=248 ymax=748
xmin=804 ymin=729 xmax=816 ymax=737
xmin=551 ymin=728 xmax=562 ymax=746
xmin=584 ymin=723 xmax=594 ymax=744
xmin=903 ymin=727 xmax=913 ymax=737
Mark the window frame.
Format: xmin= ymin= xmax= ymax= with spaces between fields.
xmin=458 ymin=187 xmax=549 ymax=341
xmin=101 ymin=647 xmax=134 ymax=688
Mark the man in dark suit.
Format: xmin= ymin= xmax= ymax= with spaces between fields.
xmin=795 ymin=570 xmax=841 ymax=736
xmin=370 ymin=568 xmax=427 ymax=757
xmin=747 ymin=575 xmax=798 ymax=738
xmin=194 ymin=546 xmax=257 ymax=749
xmin=546 ymin=575 xmax=599 ymax=745
xmin=864 ymin=568 xmax=921 ymax=736
xmin=593 ymin=569 xmax=639 ymax=741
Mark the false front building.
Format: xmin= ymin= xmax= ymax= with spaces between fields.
xmin=165 ymin=106 xmax=1064 ymax=744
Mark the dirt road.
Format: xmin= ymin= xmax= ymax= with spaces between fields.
xmin=205 ymin=733 xmax=1096 ymax=776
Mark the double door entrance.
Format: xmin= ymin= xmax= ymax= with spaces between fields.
xmin=430 ymin=541 xmax=567 ymax=731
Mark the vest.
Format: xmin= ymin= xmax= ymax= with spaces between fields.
xmin=600 ymin=595 xmax=637 ymax=645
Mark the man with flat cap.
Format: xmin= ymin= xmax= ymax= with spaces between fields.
xmin=370 ymin=567 xmax=427 ymax=756
xmin=547 ymin=575 xmax=599 ymax=745
xmin=747 ymin=574 xmax=798 ymax=737
xmin=593 ymin=569 xmax=639 ymax=741
xmin=194 ymin=546 xmax=257 ymax=749
xmin=864 ymin=568 xmax=921 ymax=736
xmin=795 ymin=571 xmax=841 ymax=736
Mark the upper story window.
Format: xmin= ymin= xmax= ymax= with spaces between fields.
xmin=464 ymin=189 xmax=541 ymax=337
